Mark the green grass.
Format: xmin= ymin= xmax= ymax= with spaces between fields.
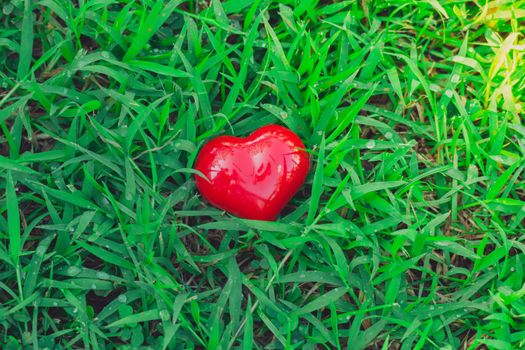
xmin=1 ymin=0 xmax=525 ymax=349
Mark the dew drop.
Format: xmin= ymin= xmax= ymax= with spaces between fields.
xmin=67 ymin=266 xmax=82 ymax=276
xmin=91 ymin=284 xmax=97 ymax=290
xmin=101 ymin=52 xmax=110 ymax=59
xmin=97 ymin=271 xmax=110 ymax=279
xmin=159 ymin=309 xmax=170 ymax=321
xmin=36 ymin=246 xmax=46 ymax=256
xmin=366 ymin=140 xmax=375 ymax=149
xmin=53 ymin=302 xmax=58 ymax=306
xmin=451 ymin=74 xmax=460 ymax=83
xmin=3 ymin=3 xmax=14 ymax=15
xmin=445 ymin=89 xmax=453 ymax=98
xmin=72 ymin=308 xmax=78 ymax=314
xmin=117 ymin=294 xmax=127 ymax=303
xmin=299 ymin=274 xmax=306 ymax=278
xmin=384 ymin=132 xmax=393 ymax=140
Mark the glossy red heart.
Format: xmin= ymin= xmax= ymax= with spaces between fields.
xmin=194 ymin=125 xmax=310 ymax=221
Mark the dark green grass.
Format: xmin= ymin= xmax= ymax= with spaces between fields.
xmin=1 ymin=0 xmax=525 ymax=349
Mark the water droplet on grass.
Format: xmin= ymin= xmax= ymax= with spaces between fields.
xmin=159 ymin=310 xmax=170 ymax=321
xmin=97 ymin=271 xmax=110 ymax=279
xmin=384 ymin=132 xmax=393 ymax=140
xmin=118 ymin=294 xmax=127 ymax=303
xmin=366 ymin=140 xmax=375 ymax=149
xmin=67 ymin=266 xmax=82 ymax=276
xmin=36 ymin=246 xmax=46 ymax=256
xmin=445 ymin=89 xmax=453 ymax=98
xmin=3 ymin=3 xmax=13 ymax=13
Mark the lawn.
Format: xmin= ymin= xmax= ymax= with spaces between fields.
xmin=1 ymin=0 xmax=525 ymax=349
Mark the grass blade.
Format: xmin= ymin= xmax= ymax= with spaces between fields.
xmin=6 ymin=171 xmax=21 ymax=266
xmin=17 ymin=0 xmax=34 ymax=80
xmin=123 ymin=0 xmax=183 ymax=61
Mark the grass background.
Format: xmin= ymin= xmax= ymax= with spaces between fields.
xmin=1 ymin=0 xmax=525 ymax=349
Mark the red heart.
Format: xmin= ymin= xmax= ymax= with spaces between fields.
xmin=194 ymin=125 xmax=310 ymax=221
